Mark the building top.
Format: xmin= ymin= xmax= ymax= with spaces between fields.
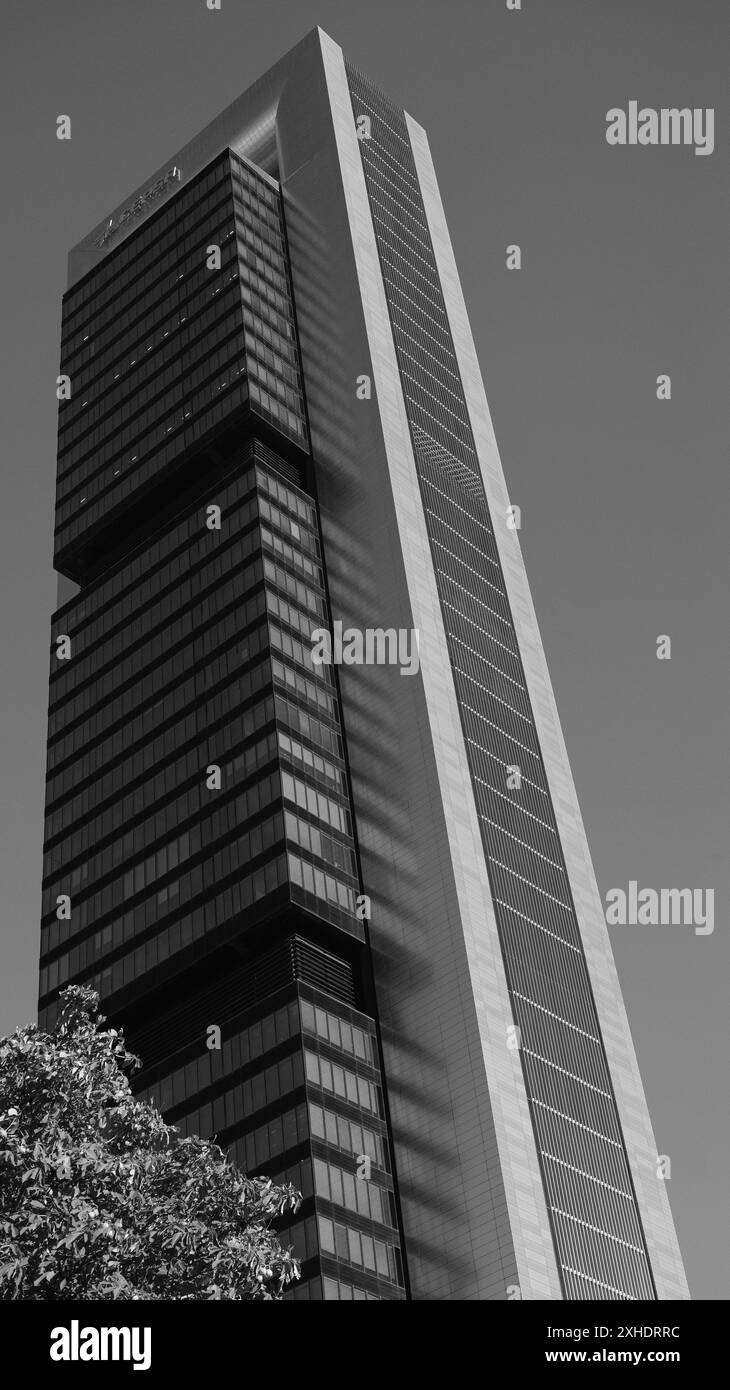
xmin=67 ymin=27 xmax=397 ymax=290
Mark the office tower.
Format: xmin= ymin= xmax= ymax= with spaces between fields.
xmin=39 ymin=28 xmax=688 ymax=1301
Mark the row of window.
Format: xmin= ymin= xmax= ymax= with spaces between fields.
xmin=244 ymin=332 xmax=302 ymax=395
xmin=274 ymin=692 xmax=343 ymax=762
xmin=64 ymin=229 xmax=238 ymax=402
xmin=58 ymin=275 xmax=243 ymax=484
xmin=277 ymin=731 xmax=345 ymax=795
xmin=62 ymin=157 xmax=233 ymax=332
xmin=229 ymin=1097 xmax=389 ymax=1186
xmin=230 ymin=153 xmax=282 ymax=209
xmin=49 ymin=607 xmax=269 ymax=748
xmin=59 ymin=243 xmax=241 ymax=445
xmin=314 ymin=1157 xmax=396 ymax=1229
xmin=304 ymin=1048 xmax=380 ymax=1117
xmin=155 ymin=1051 xmax=305 ymax=1134
xmin=41 ymin=809 xmax=284 ymax=979
xmin=247 ymin=350 xmax=305 ymax=425
xmin=50 ymin=533 xmax=261 ymax=699
xmin=40 ymin=854 xmax=289 ymax=1001
xmin=232 ymin=172 xmax=308 ymax=451
xmin=260 ymin=526 xmax=322 ymax=587
xmin=322 ymin=1277 xmax=382 ymax=1301
xmin=50 ymin=536 xmax=261 ymax=705
xmin=263 ymin=556 xmax=325 ymax=622
xmin=249 ymin=376 xmax=307 ymax=445
xmin=258 ymin=497 xmax=317 ymax=557
xmin=48 ymin=633 xmax=269 ymax=793
xmin=310 ymin=1102 xmax=388 ymax=1172
xmin=281 ymin=770 xmax=351 ymax=837
xmin=228 ymin=1102 xmax=310 ymax=1174
xmin=269 ymin=621 xmax=332 ymax=685
xmin=45 ymin=695 xmax=275 ymax=867
xmin=136 ymin=1001 xmax=301 ymax=1112
xmin=284 ymin=810 xmax=357 ymax=880
xmin=266 ymin=590 xmax=320 ymax=648
xmin=134 ymin=996 xmax=379 ymax=1137
xmin=44 ymin=743 xmax=280 ymax=924
xmin=209 ymin=811 xmax=283 ymax=890
xmin=44 ymin=818 xmax=191 ymax=922
xmin=317 ymin=1215 xmax=402 ymax=1286
xmin=55 ymin=380 xmax=249 ymax=551
xmin=239 ymin=287 xmax=298 ymax=363
xmin=56 ymin=339 xmax=247 ymax=522
xmin=244 ymin=314 xmax=301 ymax=390
xmin=62 ymin=214 xmax=239 ymax=387
xmin=236 ymin=227 xmax=291 ymax=302
xmin=235 ymin=181 xmax=288 ymax=239
xmin=285 ymin=1279 xmax=325 ymax=1300
xmin=52 ymin=461 xmax=259 ymax=622
xmin=300 ymin=1000 xmax=373 ymax=1066
xmin=254 ymin=467 xmax=315 ymax=529
xmin=46 ymin=654 xmax=271 ymax=835
xmin=60 ymin=310 xmax=245 ymax=483
xmin=288 ymin=852 xmax=358 ymax=917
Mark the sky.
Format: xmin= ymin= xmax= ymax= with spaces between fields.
xmin=0 ymin=0 xmax=727 ymax=1298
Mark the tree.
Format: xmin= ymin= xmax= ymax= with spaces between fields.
xmin=0 ymin=986 xmax=301 ymax=1299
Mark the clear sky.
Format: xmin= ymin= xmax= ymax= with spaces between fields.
xmin=0 ymin=0 xmax=727 ymax=1298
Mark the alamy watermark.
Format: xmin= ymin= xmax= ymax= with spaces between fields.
xmin=606 ymin=102 xmax=714 ymax=156
xmin=50 ymin=1321 xmax=151 ymax=1371
xmin=605 ymin=881 xmax=714 ymax=935
xmin=311 ymin=621 xmax=420 ymax=677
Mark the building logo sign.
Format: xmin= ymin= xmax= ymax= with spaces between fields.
xmin=95 ymin=165 xmax=182 ymax=247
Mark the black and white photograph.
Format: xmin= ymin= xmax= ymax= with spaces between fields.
xmin=0 ymin=0 xmax=726 ymax=1367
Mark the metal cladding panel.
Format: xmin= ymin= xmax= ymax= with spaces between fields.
xmin=404 ymin=115 xmax=688 ymax=1301
xmin=275 ymin=29 xmax=562 ymax=1299
xmin=342 ymin=70 xmax=658 ymax=1300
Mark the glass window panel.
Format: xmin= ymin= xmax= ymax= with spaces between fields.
xmin=324 ymin=1110 xmax=338 ymax=1146
xmin=329 ymin=1166 xmax=343 ymax=1207
xmin=314 ymin=1159 xmax=329 ymax=1198
xmin=342 ymin=1172 xmax=356 ymax=1212
xmin=334 ymin=1224 xmax=349 ymax=1262
xmin=309 ymin=1103 xmax=325 ymax=1139
xmin=318 ymin=1216 xmax=334 ymax=1255
xmin=360 ymin=1234 xmax=376 ymax=1273
xmin=268 ymin=1117 xmax=283 ymax=1157
xmin=332 ymin=1066 xmax=346 ymax=1099
xmin=283 ymin=1108 xmax=298 ymax=1150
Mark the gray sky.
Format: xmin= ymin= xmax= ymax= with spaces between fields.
xmin=0 ymin=0 xmax=727 ymax=1299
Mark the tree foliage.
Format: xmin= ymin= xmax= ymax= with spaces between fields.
xmin=0 ymin=986 xmax=301 ymax=1299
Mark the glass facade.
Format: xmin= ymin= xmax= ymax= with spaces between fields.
xmin=54 ymin=150 xmax=308 ymax=578
xmin=346 ymin=64 xmax=656 ymax=1302
xmin=41 ymin=149 xmax=406 ymax=1300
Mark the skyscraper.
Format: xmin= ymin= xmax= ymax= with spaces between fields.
xmin=39 ymin=27 xmax=688 ymax=1301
